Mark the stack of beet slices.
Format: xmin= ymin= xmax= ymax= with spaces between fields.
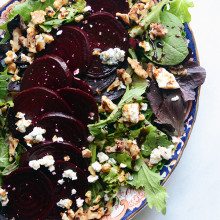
xmin=4 ymin=3 xmax=130 ymax=219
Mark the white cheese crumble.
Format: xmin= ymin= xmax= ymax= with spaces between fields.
xmin=140 ymin=103 xmax=148 ymax=111
xmin=71 ymin=189 xmax=76 ymax=195
xmin=58 ymin=179 xmax=65 ymax=185
xmin=122 ymin=103 xmax=140 ymax=124
xmin=0 ymin=187 xmax=9 ymax=206
xmin=83 ymin=6 xmax=91 ymax=12
xmin=57 ymin=199 xmax=72 ymax=209
xmin=62 ymin=169 xmax=77 ymax=181
xmin=120 ymin=163 xmax=127 ymax=168
xmin=24 ymin=127 xmax=46 ymax=147
xmin=100 ymin=48 xmax=125 ymax=65
xmin=87 ymin=135 xmax=95 ymax=142
xmin=108 ymin=158 xmax=117 ymax=165
xmin=29 ymin=155 xmax=55 ymax=172
xmin=91 ymin=161 xmax=102 ymax=172
xmin=150 ymin=145 xmax=175 ymax=165
xmin=15 ymin=112 xmax=32 ymax=133
xmin=97 ymin=152 xmax=109 ymax=163
xmin=171 ymin=95 xmax=180 ymax=102
xmin=154 ymin=68 xmax=180 ymax=89
xmin=87 ymin=175 xmax=99 ymax=183
xmin=76 ymin=197 xmax=84 ymax=208
xmin=52 ymin=135 xmax=64 ymax=143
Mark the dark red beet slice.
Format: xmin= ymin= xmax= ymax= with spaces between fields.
xmin=3 ymin=168 xmax=54 ymax=220
xmin=21 ymin=55 xmax=71 ymax=91
xmin=46 ymin=26 xmax=91 ymax=73
xmin=82 ymin=12 xmax=129 ymax=78
xmin=87 ymin=0 xmax=129 ymax=15
xmin=20 ymin=141 xmax=88 ymax=170
xmin=58 ymin=88 xmax=98 ymax=124
xmin=44 ymin=161 xmax=88 ymax=219
xmin=72 ymin=77 xmax=93 ymax=96
xmin=13 ymin=87 xmax=72 ymax=120
xmin=35 ymin=113 xmax=87 ymax=148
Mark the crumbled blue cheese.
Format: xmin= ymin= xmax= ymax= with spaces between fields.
xmin=154 ymin=68 xmax=180 ymax=89
xmin=29 ymin=155 xmax=55 ymax=172
xmin=87 ymin=175 xmax=99 ymax=183
xmin=15 ymin=112 xmax=32 ymax=133
xmin=57 ymin=199 xmax=72 ymax=209
xmin=122 ymin=103 xmax=140 ymax=124
xmin=62 ymin=169 xmax=77 ymax=181
xmin=91 ymin=161 xmax=102 ymax=172
xmin=24 ymin=127 xmax=46 ymax=147
xmin=52 ymin=135 xmax=64 ymax=143
xmin=97 ymin=152 xmax=109 ymax=163
xmin=149 ymin=145 xmax=175 ymax=165
xmin=0 ymin=187 xmax=9 ymax=207
xmin=100 ymin=48 xmax=125 ymax=65
xmin=76 ymin=197 xmax=84 ymax=208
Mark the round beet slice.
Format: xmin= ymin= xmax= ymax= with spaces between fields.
xmin=72 ymin=77 xmax=93 ymax=96
xmin=20 ymin=141 xmax=88 ymax=170
xmin=87 ymin=0 xmax=129 ymax=15
xmin=46 ymin=26 xmax=91 ymax=73
xmin=13 ymin=87 xmax=72 ymax=120
xmin=3 ymin=168 xmax=54 ymax=220
xmin=35 ymin=113 xmax=87 ymax=148
xmin=21 ymin=55 xmax=71 ymax=91
xmin=58 ymin=88 xmax=98 ymax=124
xmin=44 ymin=161 xmax=88 ymax=219
xmin=82 ymin=12 xmax=129 ymax=78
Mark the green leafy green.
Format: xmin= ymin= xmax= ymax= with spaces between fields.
xmin=166 ymin=0 xmax=194 ymax=23
xmin=145 ymin=12 xmax=189 ymax=66
xmin=110 ymin=153 xmax=132 ymax=169
xmin=128 ymin=158 xmax=167 ymax=214
xmin=0 ymin=69 xmax=11 ymax=107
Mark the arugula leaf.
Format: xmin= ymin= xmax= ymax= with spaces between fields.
xmin=129 ymin=0 xmax=170 ymax=37
xmin=145 ymin=11 xmax=189 ymax=66
xmin=0 ymin=69 xmax=11 ymax=107
xmin=166 ymin=0 xmax=194 ymax=23
xmin=110 ymin=153 xmax=132 ymax=169
xmin=128 ymin=159 xmax=167 ymax=214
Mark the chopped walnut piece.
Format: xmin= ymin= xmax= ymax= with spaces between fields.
xmin=8 ymin=63 xmax=19 ymax=75
xmin=82 ymin=149 xmax=92 ymax=158
xmin=64 ymin=155 xmax=70 ymax=161
xmin=99 ymin=96 xmax=117 ymax=113
xmin=75 ymin=14 xmax=84 ymax=23
xmin=19 ymin=36 xmax=28 ymax=47
xmin=92 ymin=48 xmax=101 ymax=56
xmin=127 ymin=57 xmax=148 ymax=79
xmin=88 ymin=166 xmax=96 ymax=176
xmin=170 ymin=66 xmax=188 ymax=76
xmin=21 ymin=53 xmax=33 ymax=64
xmin=4 ymin=51 xmax=17 ymax=65
xmin=117 ymin=69 xmax=132 ymax=86
xmin=45 ymin=6 xmax=56 ymax=17
xmin=8 ymin=136 xmax=19 ymax=162
xmin=105 ymin=200 xmax=113 ymax=216
xmin=85 ymin=191 xmax=92 ymax=204
xmin=107 ymin=77 xmax=121 ymax=92
xmin=128 ymin=3 xmax=146 ymax=23
xmin=149 ymin=23 xmax=168 ymax=40
xmin=74 ymin=208 xmax=87 ymax=220
xmin=27 ymin=26 xmax=38 ymax=53
xmin=53 ymin=0 xmax=69 ymax=10
xmin=101 ymin=163 xmax=111 ymax=173
xmin=58 ymin=7 xmax=69 ymax=19
xmin=139 ymin=41 xmax=151 ymax=52
xmin=146 ymin=62 xmax=155 ymax=78
xmin=118 ymin=170 xmax=126 ymax=183
xmin=10 ymin=28 xmax=22 ymax=52
xmin=31 ymin=10 xmax=46 ymax=25
xmin=116 ymin=12 xmax=130 ymax=25
xmin=35 ymin=33 xmax=54 ymax=52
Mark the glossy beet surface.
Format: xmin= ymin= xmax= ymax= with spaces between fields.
xmin=46 ymin=26 xmax=91 ymax=73
xmin=35 ymin=113 xmax=88 ymax=148
xmin=14 ymin=87 xmax=72 ymax=120
xmin=20 ymin=141 xmax=87 ymax=170
xmin=58 ymin=88 xmax=98 ymax=124
xmin=44 ymin=161 xmax=88 ymax=219
xmin=71 ymin=77 xmax=93 ymax=95
xmin=82 ymin=12 xmax=129 ymax=78
xmin=87 ymin=0 xmax=129 ymax=15
xmin=21 ymin=55 xmax=71 ymax=91
xmin=3 ymin=168 xmax=54 ymax=220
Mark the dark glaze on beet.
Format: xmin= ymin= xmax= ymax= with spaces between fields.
xmin=3 ymin=168 xmax=54 ymax=220
xmin=71 ymin=77 xmax=93 ymax=96
xmin=21 ymin=55 xmax=71 ymax=91
xmin=58 ymin=88 xmax=99 ymax=124
xmin=14 ymin=87 xmax=72 ymax=120
xmin=35 ymin=113 xmax=88 ymax=148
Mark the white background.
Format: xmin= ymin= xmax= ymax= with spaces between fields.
xmin=0 ymin=0 xmax=220 ymax=220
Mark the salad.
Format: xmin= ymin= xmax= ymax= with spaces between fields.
xmin=0 ymin=0 xmax=206 ymax=219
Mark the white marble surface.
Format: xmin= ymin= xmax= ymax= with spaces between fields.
xmin=0 ymin=0 xmax=219 ymax=220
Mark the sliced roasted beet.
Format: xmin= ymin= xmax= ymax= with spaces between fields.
xmin=20 ymin=141 xmax=88 ymax=170
xmin=14 ymin=87 xmax=72 ymax=120
xmin=58 ymin=88 xmax=98 ymax=124
xmin=82 ymin=12 xmax=129 ymax=78
xmin=83 ymin=72 xmax=117 ymax=94
xmin=46 ymin=26 xmax=91 ymax=73
xmin=35 ymin=113 xmax=87 ymax=148
xmin=44 ymin=161 xmax=88 ymax=219
xmin=3 ymin=168 xmax=54 ymax=220
xmin=21 ymin=55 xmax=71 ymax=91
xmin=72 ymin=77 xmax=93 ymax=95
xmin=87 ymin=0 xmax=129 ymax=15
